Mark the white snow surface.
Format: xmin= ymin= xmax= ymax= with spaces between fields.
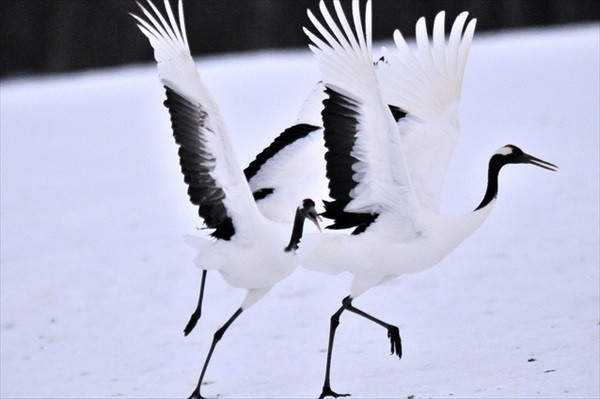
xmin=1 ymin=24 xmax=599 ymax=398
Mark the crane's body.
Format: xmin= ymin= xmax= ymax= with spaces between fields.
xmin=185 ymin=223 xmax=298 ymax=297
xmin=302 ymin=204 xmax=493 ymax=296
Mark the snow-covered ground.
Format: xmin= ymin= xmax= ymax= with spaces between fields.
xmin=1 ymin=23 xmax=598 ymax=399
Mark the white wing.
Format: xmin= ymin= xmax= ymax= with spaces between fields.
xmin=305 ymin=0 xmax=422 ymax=234
xmin=378 ymin=11 xmax=476 ymax=212
xmin=133 ymin=0 xmax=262 ymax=240
xmin=243 ymin=83 xmax=328 ymax=223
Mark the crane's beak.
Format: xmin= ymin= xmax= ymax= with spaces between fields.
xmin=306 ymin=206 xmax=322 ymax=232
xmin=522 ymin=152 xmax=558 ymax=171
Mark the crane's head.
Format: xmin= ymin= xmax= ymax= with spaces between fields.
xmin=494 ymin=145 xmax=558 ymax=171
xmin=300 ymin=198 xmax=322 ymax=232
xmin=476 ymin=145 xmax=557 ymax=211
xmin=284 ymin=198 xmax=322 ymax=253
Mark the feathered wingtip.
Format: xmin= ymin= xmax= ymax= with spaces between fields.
xmin=304 ymin=0 xmax=372 ymax=58
xmin=131 ymin=0 xmax=189 ymax=50
xmin=303 ymin=0 xmax=375 ymax=99
xmin=377 ymin=11 xmax=477 ymax=121
xmin=383 ymin=11 xmax=476 ymax=82
xmin=131 ymin=0 xmax=207 ymax=105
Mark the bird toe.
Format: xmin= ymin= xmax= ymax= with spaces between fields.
xmin=387 ymin=325 xmax=402 ymax=359
xmin=319 ymin=386 xmax=351 ymax=399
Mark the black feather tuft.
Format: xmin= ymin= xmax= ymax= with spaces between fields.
xmin=388 ymin=105 xmax=407 ymax=122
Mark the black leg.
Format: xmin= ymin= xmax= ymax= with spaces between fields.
xmin=184 ymin=269 xmax=208 ymax=336
xmin=346 ymin=302 xmax=402 ymax=359
xmin=319 ymin=296 xmax=352 ymax=399
xmin=188 ymin=307 xmax=243 ymax=399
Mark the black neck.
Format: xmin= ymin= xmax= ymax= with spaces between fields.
xmin=285 ymin=207 xmax=307 ymax=252
xmin=475 ymin=155 xmax=505 ymax=211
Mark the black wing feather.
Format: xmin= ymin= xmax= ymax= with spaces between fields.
xmin=163 ymin=86 xmax=234 ymax=240
xmin=321 ymin=87 xmax=378 ymax=234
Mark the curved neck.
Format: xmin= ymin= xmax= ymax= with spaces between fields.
xmin=285 ymin=208 xmax=306 ymax=252
xmin=438 ymin=156 xmax=503 ymax=253
xmin=475 ymin=156 xmax=504 ymax=211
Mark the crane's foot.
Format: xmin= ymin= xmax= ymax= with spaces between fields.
xmin=318 ymin=385 xmax=351 ymax=399
xmin=187 ymin=389 xmax=204 ymax=399
xmin=184 ymin=311 xmax=201 ymax=336
xmin=387 ymin=325 xmax=402 ymax=359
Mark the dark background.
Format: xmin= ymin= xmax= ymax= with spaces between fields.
xmin=1 ymin=0 xmax=598 ymax=79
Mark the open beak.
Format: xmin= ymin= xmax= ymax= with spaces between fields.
xmin=522 ymin=153 xmax=558 ymax=171
xmin=307 ymin=206 xmax=322 ymax=232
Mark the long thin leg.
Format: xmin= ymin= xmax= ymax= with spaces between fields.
xmin=346 ymin=302 xmax=402 ymax=358
xmin=188 ymin=307 xmax=243 ymax=399
xmin=319 ymin=297 xmax=403 ymax=399
xmin=319 ymin=296 xmax=352 ymax=399
xmin=184 ymin=269 xmax=208 ymax=336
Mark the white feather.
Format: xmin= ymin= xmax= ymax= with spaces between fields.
xmin=378 ymin=12 xmax=477 ymax=212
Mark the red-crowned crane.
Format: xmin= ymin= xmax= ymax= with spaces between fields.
xmin=302 ymin=1 xmax=557 ymax=397
xmin=131 ymin=1 xmax=322 ymax=397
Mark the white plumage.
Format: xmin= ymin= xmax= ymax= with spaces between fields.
xmin=302 ymin=1 xmax=557 ymax=398
xmin=379 ymin=11 xmax=476 ymax=212
xmin=132 ymin=1 xmax=321 ymax=398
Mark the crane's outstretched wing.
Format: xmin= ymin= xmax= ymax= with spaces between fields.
xmin=132 ymin=0 xmax=261 ymax=240
xmin=378 ymin=12 xmax=476 ymax=212
xmin=243 ymin=83 xmax=328 ymax=223
xmin=305 ymin=0 xmax=422 ymax=236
